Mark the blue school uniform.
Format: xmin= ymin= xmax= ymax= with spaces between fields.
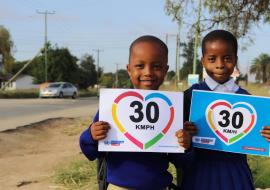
xmin=181 ymin=77 xmax=255 ymax=190
xmin=80 ymin=111 xmax=189 ymax=190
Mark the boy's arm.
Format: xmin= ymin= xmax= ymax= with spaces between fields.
xmin=79 ymin=111 xmax=101 ymax=161
xmin=79 ymin=124 xmax=99 ymax=161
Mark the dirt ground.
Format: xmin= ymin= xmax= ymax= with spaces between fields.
xmin=0 ymin=117 xmax=90 ymax=190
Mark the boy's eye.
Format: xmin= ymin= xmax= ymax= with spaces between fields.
xmin=135 ymin=64 xmax=144 ymax=69
xmin=208 ymin=57 xmax=215 ymax=62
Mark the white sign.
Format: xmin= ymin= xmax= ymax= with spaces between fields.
xmin=98 ymin=88 xmax=184 ymax=153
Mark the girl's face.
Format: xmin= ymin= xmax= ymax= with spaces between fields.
xmin=201 ymin=39 xmax=237 ymax=84
xmin=127 ymin=41 xmax=168 ymax=90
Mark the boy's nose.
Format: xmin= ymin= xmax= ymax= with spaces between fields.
xmin=144 ymin=66 xmax=153 ymax=76
xmin=216 ymin=58 xmax=225 ymax=69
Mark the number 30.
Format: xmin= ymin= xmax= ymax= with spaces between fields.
xmin=218 ymin=110 xmax=243 ymax=129
xmin=129 ymin=101 xmax=159 ymax=123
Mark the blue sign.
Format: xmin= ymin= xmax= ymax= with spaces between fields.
xmin=188 ymin=74 xmax=199 ymax=87
xmin=190 ymin=90 xmax=270 ymax=156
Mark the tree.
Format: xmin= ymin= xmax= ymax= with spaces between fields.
xmin=32 ymin=43 xmax=79 ymax=84
xmin=116 ymin=69 xmax=130 ymax=88
xmin=100 ymin=72 xmax=114 ymax=88
xmin=77 ymin=54 xmax=97 ymax=89
xmin=166 ymin=70 xmax=175 ymax=81
xmin=11 ymin=60 xmax=34 ymax=75
xmin=165 ymin=0 xmax=270 ymax=39
xmin=250 ymin=53 xmax=270 ymax=83
xmin=180 ymin=38 xmax=202 ymax=80
xmin=0 ymin=26 xmax=14 ymax=74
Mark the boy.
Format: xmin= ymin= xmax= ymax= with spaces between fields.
xmin=181 ymin=30 xmax=270 ymax=190
xmin=80 ymin=35 xmax=192 ymax=190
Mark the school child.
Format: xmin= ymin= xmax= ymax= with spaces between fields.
xmin=181 ymin=29 xmax=270 ymax=190
xmin=80 ymin=35 xmax=192 ymax=190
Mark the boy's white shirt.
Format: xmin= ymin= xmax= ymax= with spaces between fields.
xmin=205 ymin=75 xmax=239 ymax=93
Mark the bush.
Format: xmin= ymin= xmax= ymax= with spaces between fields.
xmin=0 ymin=89 xmax=39 ymax=98
xmin=78 ymin=89 xmax=98 ymax=97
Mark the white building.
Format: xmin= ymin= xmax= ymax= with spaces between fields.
xmin=1 ymin=75 xmax=39 ymax=90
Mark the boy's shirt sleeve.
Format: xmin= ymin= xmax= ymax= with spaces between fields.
xmin=79 ymin=111 xmax=100 ymax=161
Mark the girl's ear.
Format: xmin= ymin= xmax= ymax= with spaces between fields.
xmin=201 ymin=57 xmax=205 ymax=67
xmin=166 ymin=65 xmax=169 ymax=73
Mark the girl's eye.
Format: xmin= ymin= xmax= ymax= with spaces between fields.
xmin=153 ymin=64 xmax=162 ymax=69
xmin=224 ymin=56 xmax=232 ymax=62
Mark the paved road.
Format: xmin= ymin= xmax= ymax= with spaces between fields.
xmin=0 ymin=97 xmax=99 ymax=131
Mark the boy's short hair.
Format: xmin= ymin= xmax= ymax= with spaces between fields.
xmin=202 ymin=30 xmax=238 ymax=56
xmin=129 ymin=35 xmax=168 ymax=61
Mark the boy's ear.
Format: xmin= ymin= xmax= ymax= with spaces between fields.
xmin=126 ymin=64 xmax=131 ymax=76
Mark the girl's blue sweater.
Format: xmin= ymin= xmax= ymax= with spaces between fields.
xmin=181 ymin=81 xmax=255 ymax=190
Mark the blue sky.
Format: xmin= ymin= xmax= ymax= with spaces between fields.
xmin=1 ymin=0 xmax=270 ymax=75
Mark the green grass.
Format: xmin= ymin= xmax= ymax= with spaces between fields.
xmin=54 ymin=155 xmax=270 ymax=189
xmin=248 ymin=156 xmax=270 ymax=188
xmin=0 ymin=88 xmax=98 ymax=99
xmin=53 ymin=155 xmax=98 ymax=190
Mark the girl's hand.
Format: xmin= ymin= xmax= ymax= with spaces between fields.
xmin=260 ymin=126 xmax=270 ymax=142
xmin=183 ymin=121 xmax=198 ymax=136
xmin=175 ymin=129 xmax=191 ymax=150
xmin=90 ymin=121 xmax=110 ymax=141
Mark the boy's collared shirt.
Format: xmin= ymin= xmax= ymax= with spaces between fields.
xmin=205 ymin=75 xmax=239 ymax=93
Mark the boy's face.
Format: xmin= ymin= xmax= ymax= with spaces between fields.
xmin=201 ymin=39 xmax=237 ymax=84
xmin=127 ymin=41 xmax=168 ymax=90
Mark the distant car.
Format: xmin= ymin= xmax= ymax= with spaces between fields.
xmin=39 ymin=82 xmax=78 ymax=99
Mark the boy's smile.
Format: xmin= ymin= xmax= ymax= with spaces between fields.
xmin=127 ymin=41 xmax=168 ymax=90
xmin=201 ymin=39 xmax=237 ymax=84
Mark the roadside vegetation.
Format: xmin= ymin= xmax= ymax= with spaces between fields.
xmin=0 ymin=88 xmax=97 ymax=99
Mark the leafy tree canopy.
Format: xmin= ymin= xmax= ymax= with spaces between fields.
xmin=32 ymin=43 xmax=79 ymax=84
xmin=0 ymin=26 xmax=14 ymax=74
xmin=250 ymin=53 xmax=270 ymax=83
xmin=180 ymin=37 xmax=202 ymax=80
xmin=77 ymin=54 xmax=97 ymax=89
xmin=165 ymin=0 xmax=270 ymax=39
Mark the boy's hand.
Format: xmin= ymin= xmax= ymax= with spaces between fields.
xmin=175 ymin=129 xmax=191 ymax=150
xmin=90 ymin=121 xmax=110 ymax=141
xmin=260 ymin=126 xmax=270 ymax=142
xmin=183 ymin=121 xmax=198 ymax=136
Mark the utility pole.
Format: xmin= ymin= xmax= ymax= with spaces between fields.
xmin=192 ymin=0 xmax=201 ymax=74
xmin=93 ymin=49 xmax=103 ymax=93
xmin=165 ymin=34 xmax=169 ymax=45
xmin=165 ymin=33 xmax=180 ymax=89
xmin=37 ymin=10 xmax=55 ymax=82
xmin=115 ymin=63 xmax=119 ymax=88
xmin=175 ymin=33 xmax=179 ymax=88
